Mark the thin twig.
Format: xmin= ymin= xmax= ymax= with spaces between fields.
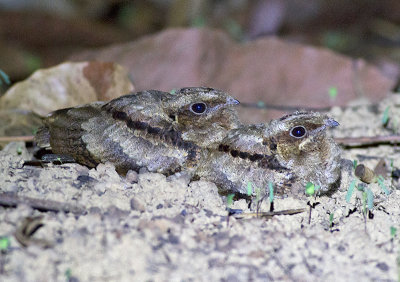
xmin=233 ymin=208 xmax=305 ymax=219
xmin=0 ymin=135 xmax=34 ymax=142
xmin=335 ymin=135 xmax=400 ymax=147
xmin=239 ymin=102 xmax=332 ymax=112
xmin=0 ymin=193 xmax=86 ymax=215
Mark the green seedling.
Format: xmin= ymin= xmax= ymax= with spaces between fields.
xmin=377 ymin=175 xmax=390 ymax=195
xmin=169 ymin=89 xmax=177 ymax=95
xmin=390 ymin=226 xmax=397 ymax=239
xmin=305 ymin=182 xmax=315 ymax=196
xmin=305 ymin=182 xmax=320 ymax=197
xmin=328 ymin=86 xmax=338 ymax=100
xmin=0 ymin=236 xmax=10 ymax=252
xmin=226 ymin=194 xmax=234 ymax=209
xmin=353 ymin=160 xmax=358 ymax=170
xmin=329 ymin=213 xmax=334 ymax=229
xmin=268 ymin=182 xmax=274 ymax=203
xmin=366 ymin=187 xmax=374 ymax=211
xmin=247 ymin=182 xmax=253 ymax=196
xmin=345 ymin=179 xmax=356 ymax=203
xmin=0 ymin=69 xmax=10 ymax=85
xmin=65 ymin=268 xmax=72 ymax=281
xmin=382 ymin=106 xmax=390 ymax=127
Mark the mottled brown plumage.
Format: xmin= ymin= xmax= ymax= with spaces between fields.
xmin=35 ymin=87 xmax=240 ymax=174
xmin=196 ymin=112 xmax=341 ymax=198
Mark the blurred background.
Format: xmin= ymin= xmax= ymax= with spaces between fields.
xmin=1 ymin=0 xmax=400 ymax=125
xmin=1 ymin=0 xmax=400 ymax=83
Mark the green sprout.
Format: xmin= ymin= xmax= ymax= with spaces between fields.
xmin=328 ymin=87 xmax=338 ymax=100
xmin=345 ymin=179 xmax=356 ymax=203
xmin=268 ymin=182 xmax=274 ymax=203
xmin=0 ymin=236 xmax=10 ymax=252
xmin=305 ymin=182 xmax=320 ymax=196
xmin=0 ymin=69 xmax=10 ymax=85
xmin=247 ymin=182 xmax=253 ymax=196
xmin=377 ymin=175 xmax=390 ymax=195
xmin=390 ymin=226 xmax=397 ymax=239
xmin=226 ymin=194 xmax=234 ymax=208
xmin=65 ymin=268 xmax=72 ymax=281
xmin=353 ymin=160 xmax=358 ymax=170
xmin=329 ymin=213 xmax=334 ymax=229
xmin=366 ymin=187 xmax=374 ymax=211
xmin=305 ymin=182 xmax=315 ymax=196
xmin=16 ymin=146 xmax=22 ymax=155
xmin=382 ymin=106 xmax=390 ymax=126
xmin=169 ymin=89 xmax=177 ymax=95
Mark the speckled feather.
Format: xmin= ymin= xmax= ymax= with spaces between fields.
xmin=196 ymin=112 xmax=341 ymax=197
xmin=35 ymin=87 xmax=240 ymax=174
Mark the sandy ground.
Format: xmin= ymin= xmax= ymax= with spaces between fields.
xmin=1 ymin=95 xmax=400 ymax=281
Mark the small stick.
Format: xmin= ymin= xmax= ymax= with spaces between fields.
xmin=335 ymin=135 xmax=400 ymax=147
xmin=233 ymin=208 xmax=305 ymax=219
xmin=0 ymin=193 xmax=86 ymax=215
xmin=0 ymin=135 xmax=35 ymax=142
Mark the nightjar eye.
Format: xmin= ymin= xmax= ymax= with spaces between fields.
xmin=290 ymin=126 xmax=307 ymax=138
xmin=190 ymin=102 xmax=207 ymax=114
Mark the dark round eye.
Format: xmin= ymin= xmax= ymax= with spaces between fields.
xmin=290 ymin=126 xmax=307 ymax=138
xmin=190 ymin=102 xmax=207 ymax=114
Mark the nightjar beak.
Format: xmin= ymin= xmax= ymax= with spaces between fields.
xmin=325 ymin=118 xmax=339 ymax=128
xmin=226 ymin=97 xmax=240 ymax=106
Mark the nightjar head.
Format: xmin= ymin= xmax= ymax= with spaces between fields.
xmin=163 ymin=87 xmax=241 ymax=147
xmin=264 ymin=111 xmax=341 ymax=193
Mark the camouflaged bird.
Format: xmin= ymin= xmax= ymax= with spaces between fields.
xmin=196 ymin=112 xmax=341 ymax=198
xmin=35 ymin=87 xmax=240 ymax=174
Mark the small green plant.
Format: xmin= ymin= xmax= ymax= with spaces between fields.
xmin=169 ymin=89 xmax=177 ymax=95
xmin=377 ymin=175 xmax=390 ymax=195
xmin=247 ymin=182 xmax=253 ymax=196
xmin=268 ymin=182 xmax=274 ymax=203
xmin=381 ymin=106 xmax=390 ymax=127
xmin=305 ymin=182 xmax=320 ymax=197
xmin=357 ymin=184 xmax=374 ymax=216
xmin=0 ymin=69 xmax=10 ymax=85
xmin=390 ymin=226 xmax=397 ymax=239
xmin=0 ymin=236 xmax=10 ymax=252
xmin=345 ymin=179 xmax=356 ymax=203
xmin=65 ymin=268 xmax=72 ymax=281
xmin=365 ymin=187 xmax=374 ymax=211
xmin=305 ymin=182 xmax=315 ymax=196
xmin=329 ymin=213 xmax=334 ymax=229
xmin=16 ymin=146 xmax=22 ymax=155
xmin=353 ymin=159 xmax=358 ymax=170
xmin=226 ymin=194 xmax=234 ymax=209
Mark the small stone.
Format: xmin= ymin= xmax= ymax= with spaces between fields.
xmin=125 ymin=170 xmax=138 ymax=183
xmin=130 ymin=197 xmax=145 ymax=212
xmin=376 ymin=262 xmax=389 ymax=272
